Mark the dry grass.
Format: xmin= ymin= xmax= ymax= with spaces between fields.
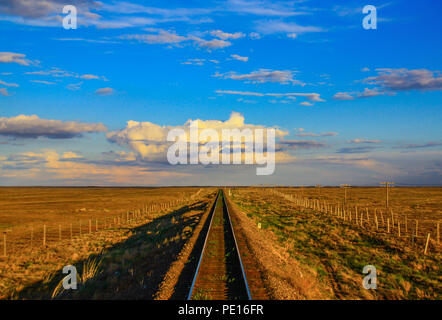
xmin=230 ymin=187 xmax=441 ymax=300
xmin=0 ymin=187 xmax=216 ymax=299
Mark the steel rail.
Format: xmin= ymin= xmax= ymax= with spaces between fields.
xmin=187 ymin=190 xmax=251 ymax=300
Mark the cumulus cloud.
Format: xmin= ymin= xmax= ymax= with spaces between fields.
xmin=106 ymin=111 xmax=290 ymax=163
xmin=0 ymin=114 xmax=107 ymax=139
xmin=364 ymin=68 xmax=442 ymax=91
xmin=230 ymin=54 xmax=249 ymax=62
xmin=299 ymin=101 xmax=313 ymax=106
xmin=0 ymin=52 xmax=36 ymax=66
xmin=214 ymin=69 xmax=303 ymax=85
xmin=95 ymin=87 xmax=114 ymax=95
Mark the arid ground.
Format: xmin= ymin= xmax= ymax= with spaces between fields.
xmin=0 ymin=187 xmax=440 ymax=299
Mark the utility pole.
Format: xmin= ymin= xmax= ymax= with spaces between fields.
xmin=380 ymin=182 xmax=394 ymax=208
xmin=315 ymin=184 xmax=322 ymax=198
xmin=340 ymin=184 xmax=350 ymax=206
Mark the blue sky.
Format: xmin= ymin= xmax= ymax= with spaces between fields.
xmin=0 ymin=0 xmax=441 ymax=186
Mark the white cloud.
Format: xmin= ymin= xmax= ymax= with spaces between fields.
xmin=249 ymin=32 xmax=261 ymax=40
xmin=210 ymin=30 xmax=245 ymax=40
xmin=333 ymin=92 xmax=354 ymax=100
xmin=194 ymin=38 xmax=232 ymax=49
xmin=226 ymin=0 xmax=307 ymax=17
xmin=0 ymin=88 xmax=9 ymax=96
xmin=66 ymin=82 xmax=83 ymax=91
xmin=215 ymin=90 xmax=325 ymax=102
xmin=0 ymin=52 xmax=36 ymax=66
xmin=333 ymin=88 xmax=394 ymax=100
xmin=255 ymin=20 xmax=324 ymax=35
xmin=80 ymin=74 xmax=100 ymax=80
xmin=214 ymin=69 xmax=303 ymax=85
xmin=121 ymin=30 xmax=188 ymax=44
xmin=30 ymin=80 xmax=56 ymax=85
xmin=107 ymin=112 xmax=289 ymax=163
xmin=230 ymin=54 xmax=249 ymax=62
xmin=95 ymin=87 xmax=114 ymax=95
xmin=182 ymin=58 xmax=206 ymax=66
xmin=0 ymin=80 xmax=19 ymax=87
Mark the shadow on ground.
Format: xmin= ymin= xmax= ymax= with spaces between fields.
xmin=15 ymin=197 xmax=214 ymax=300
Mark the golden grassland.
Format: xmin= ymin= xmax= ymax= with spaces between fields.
xmin=0 ymin=186 xmax=440 ymax=300
xmin=0 ymin=187 xmax=216 ymax=298
xmin=230 ymin=187 xmax=441 ymax=299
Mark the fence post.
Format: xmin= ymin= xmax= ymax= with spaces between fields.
xmin=390 ymin=209 xmax=395 ymax=230
xmin=387 ymin=219 xmax=390 ymax=233
xmin=79 ymin=220 xmax=82 ymax=237
xmin=398 ymin=222 xmax=401 ymax=237
xmin=437 ymin=223 xmax=440 ymax=246
xmin=59 ymin=225 xmax=62 ymax=241
xmin=70 ymin=223 xmax=73 ymax=240
xmin=43 ymin=225 xmax=46 ymax=246
xmin=89 ymin=220 xmax=92 ymax=234
xmin=415 ymin=220 xmax=418 ymax=237
xmin=3 ymin=233 xmax=6 ymax=257
xmin=375 ymin=213 xmax=379 ymax=230
xmin=424 ymin=233 xmax=431 ymax=255
xmin=30 ymin=226 xmax=33 ymax=248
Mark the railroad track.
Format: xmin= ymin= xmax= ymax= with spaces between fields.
xmin=187 ymin=190 xmax=251 ymax=300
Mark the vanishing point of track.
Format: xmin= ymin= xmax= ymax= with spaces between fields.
xmin=187 ymin=190 xmax=251 ymax=300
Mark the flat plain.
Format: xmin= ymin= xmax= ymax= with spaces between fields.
xmin=0 ymin=186 xmax=440 ymax=299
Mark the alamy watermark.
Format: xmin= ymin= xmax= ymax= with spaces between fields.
xmin=362 ymin=265 xmax=377 ymax=289
xmin=167 ymin=120 xmax=276 ymax=175
xmin=363 ymin=5 xmax=377 ymax=30
xmin=62 ymin=5 xmax=77 ymax=29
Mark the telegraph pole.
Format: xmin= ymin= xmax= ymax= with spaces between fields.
xmin=340 ymin=184 xmax=350 ymax=206
xmin=380 ymin=182 xmax=394 ymax=208
xmin=315 ymin=184 xmax=322 ymax=198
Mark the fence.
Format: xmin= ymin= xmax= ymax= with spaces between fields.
xmin=1 ymin=189 xmax=209 ymax=258
xmin=270 ymin=188 xmax=440 ymax=255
